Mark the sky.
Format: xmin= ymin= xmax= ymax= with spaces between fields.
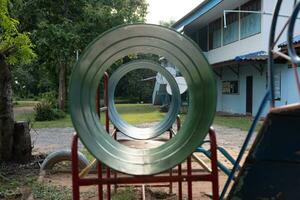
xmin=146 ymin=0 xmax=204 ymax=24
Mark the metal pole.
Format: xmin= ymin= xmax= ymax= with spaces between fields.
xmin=268 ymin=0 xmax=283 ymax=108
xmin=176 ymin=116 xmax=183 ymax=200
xmin=169 ymin=130 xmax=173 ymax=194
xmin=98 ymin=161 xmax=103 ymax=200
xmin=187 ymin=156 xmax=193 ymax=199
xmin=104 ymin=72 xmax=111 ymax=200
xmin=71 ymin=134 xmax=80 ymax=200
xmin=209 ymin=128 xmax=219 ymax=200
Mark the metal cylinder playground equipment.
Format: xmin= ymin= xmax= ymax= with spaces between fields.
xmin=69 ymin=24 xmax=217 ymax=176
xmin=108 ymin=60 xmax=181 ymax=140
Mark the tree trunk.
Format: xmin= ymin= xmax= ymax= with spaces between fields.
xmin=58 ymin=63 xmax=66 ymax=110
xmin=0 ymin=55 xmax=14 ymax=161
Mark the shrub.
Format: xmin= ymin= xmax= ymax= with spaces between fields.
xmin=40 ymin=91 xmax=57 ymax=108
xmin=53 ymin=109 xmax=66 ymax=119
xmin=34 ymin=101 xmax=56 ymax=121
xmin=34 ymin=101 xmax=66 ymax=121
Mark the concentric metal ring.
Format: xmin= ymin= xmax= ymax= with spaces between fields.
xmin=288 ymin=1 xmax=300 ymax=64
xmin=69 ymin=24 xmax=216 ymax=175
xmin=108 ymin=60 xmax=181 ymax=140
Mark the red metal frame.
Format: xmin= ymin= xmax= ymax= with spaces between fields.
xmin=71 ymin=73 xmax=219 ymax=200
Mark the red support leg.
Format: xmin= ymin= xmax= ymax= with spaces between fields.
xmin=176 ymin=115 xmax=183 ymax=200
xmin=72 ymin=134 xmax=80 ymax=200
xmin=209 ymin=128 xmax=219 ymax=200
xmin=178 ymin=164 xmax=183 ymax=200
xmin=113 ymin=130 xmax=118 ymax=193
xmin=106 ymin=167 xmax=111 ymax=200
xmin=98 ymin=161 xmax=103 ymax=200
xmin=187 ymin=156 xmax=193 ymax=199
xmin=104 ymin=72 xmax=111 ymax=200
xmin=169 ymin=130 xmax=173 ymax=194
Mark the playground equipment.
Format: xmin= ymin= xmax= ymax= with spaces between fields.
xmin=68 ymin=24 xmax=221 ymax=199
xmin=68 ymin=1 xmax=300 ymax=198
xmin=40 ymin=150 xmax=89 ymax=171
xmin=221 ymin=0 xmax=300 ymax=198
xmin=228 ymin=104 xmax=300 ymax=199
xmin=108 ymin=60 xmax=181 ymax=140
xmin=69 ymin=24 xmax=216 ymax=175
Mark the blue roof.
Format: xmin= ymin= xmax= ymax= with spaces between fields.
xmin=235 ymin=51 xmax=268 ymax=61
xmin=172 ymin=0 xmax=222 ymax=30
xmin=278 ymin=35 xmax=300 ymax=48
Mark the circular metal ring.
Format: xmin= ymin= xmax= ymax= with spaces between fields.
xmin=108 ymin=60 xmax=181 ymax=140
xmin=288 ymin=1 xmax=300 ymax=64
xmin=69 ymin=24 xmax=216 ymax=175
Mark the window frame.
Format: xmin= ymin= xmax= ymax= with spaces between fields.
xmin=223 ymin=10 xmax=239 ymax=46
xmin=240 ymin=0 xmax=262 ymax=40
xmin=222 ymin=80 xmax=240 ymax=95
xmin=209 ymin=18 xmax=222 ymax=50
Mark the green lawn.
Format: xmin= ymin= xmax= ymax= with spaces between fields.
xmin=115 ymin=104 xmax=166 ymax=124
xmin=15 ymin=103 xmax=261 ymax=131
xmin=213 ymin=115 xmax=261 ymax=131
xmin=13 ymin=100 xmax=39 ymax=107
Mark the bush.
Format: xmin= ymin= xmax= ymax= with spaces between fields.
xmin=40 ymin=91 xmax=57 ymax=108
xmin=34 ymin=101 xmax=66 ymax=121
xmin=53 ymin=109 xmax=66 ymax=119
xmin=34 ymin=101 xmax=55 ymax=121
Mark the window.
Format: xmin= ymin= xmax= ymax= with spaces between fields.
xmin=209 ymin=18 xmax=221 ymax=50
xmin=240 ymin=0 xmax=261 ymax=39
xmin=222 ymin=81 xmax=239 ymax=94
xmin=198 ymin=26 xmax=208 ymax=51
xmin=223 ymin=11 xmax=239 ymax=45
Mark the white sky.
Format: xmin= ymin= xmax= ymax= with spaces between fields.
xmin=146 ymin=0 xmax=204 ymax=24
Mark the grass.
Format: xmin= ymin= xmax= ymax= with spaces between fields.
xmin=15 ymin=103 xmax=166 ymax=129
xmin=115 ymin=104 xmax=165 ymax=124
xmin=112 ymin=187 xmax=136 ymax=200
xmin=0 ymin=163 xmax=73 ymax=200
xmin=15 ymin=103 xmax=261 ymax=131
xmin=31 ymin=181 xmax=71 ymax=200
xmin=15 ymin=113 xmax=73 ymax=129
xmin=213 ymin=115 xmax=262 ymax=131
xmin=13 ymin=100 xmax=39 ymax=107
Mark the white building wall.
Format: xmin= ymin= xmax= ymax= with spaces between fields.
xmin=277 ymin=65 xmax=300 ymax=106
xmin=207 ymin=33 xmax=264 ymax=64
xmin=206 ymin=0 xmax=300 ymax=64
xmin=216 ymin=64 xmax=269 ymax=116
xmin=216 ymin=64 xmax=300 ymax=117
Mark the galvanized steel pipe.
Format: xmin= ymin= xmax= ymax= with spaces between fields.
xmin=69 ymin=24 xmax=216 ymax=175
xmin=108 ymin=60 xmax=181 ymax=140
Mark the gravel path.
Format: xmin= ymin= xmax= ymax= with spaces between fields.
xmin=31 ymin=124 xmax=257 ymax=154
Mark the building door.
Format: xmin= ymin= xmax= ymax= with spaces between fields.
xmin=246 ymin=76 xmax=253 ymax=114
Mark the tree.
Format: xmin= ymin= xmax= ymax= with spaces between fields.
xmin=11 ymin=0 xmax=148 ymax=110
xmin=0 ymin=0 xmax=36 ymax=161
xmin=159 ymin=19 xmax=176 ymax=28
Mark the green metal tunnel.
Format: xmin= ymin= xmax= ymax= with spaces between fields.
xmin=69 ymin=24 xmax=217 ymax=175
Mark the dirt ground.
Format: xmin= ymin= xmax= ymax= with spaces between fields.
xmin=41 ymin=161 xmax=230 ymax=200
xmin=10 ymin=107 xmax=254 ymax=199
xmin=37 ymin=138 xmax=247 ymax=200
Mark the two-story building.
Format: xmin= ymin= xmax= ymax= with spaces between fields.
xmin=169 ymin=0 xmax=300 ymax=116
